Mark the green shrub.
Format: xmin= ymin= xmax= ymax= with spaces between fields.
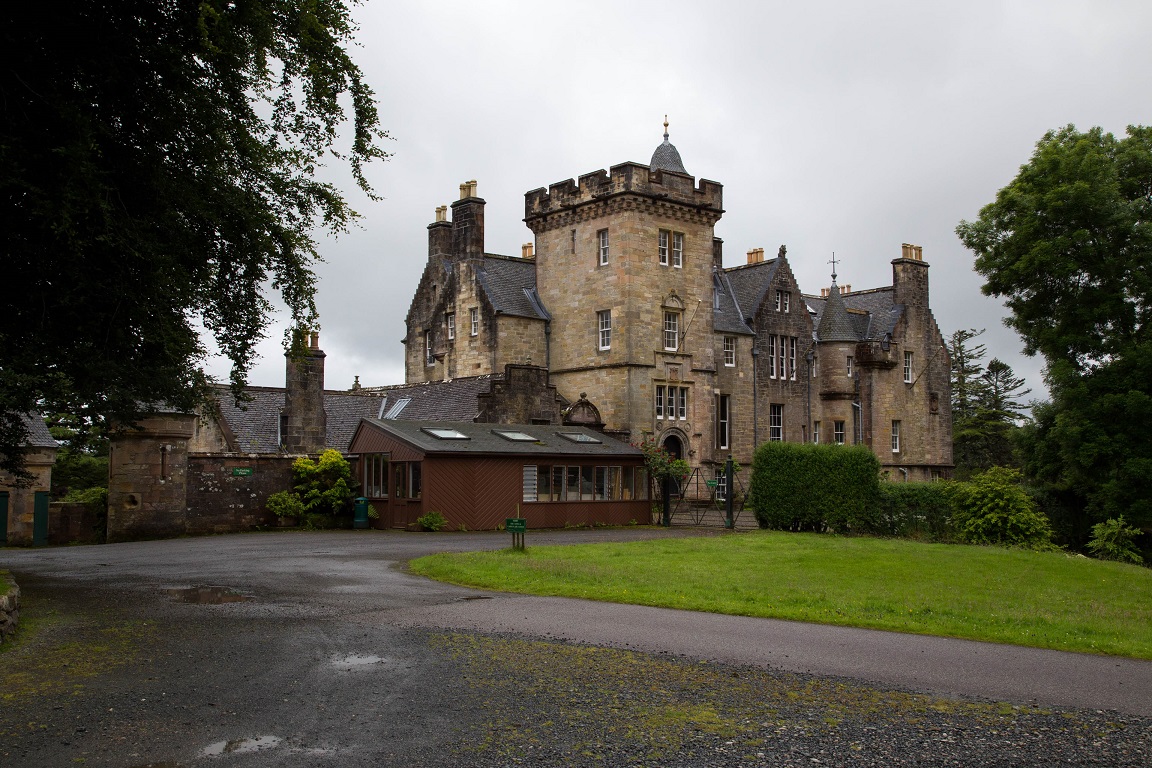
xmin=302 ymin=512 xmax=337 ymax=530
xmin=876 ymin=482 xmax=955 ymax=541
xmin=292 ymin=449 xmax=356 ymax=517
xmin=266 ymin=490 xmax=305 ymax=519
xmin=947 ymin=466 xmax=1056 ymax=550
xmin=417 ymin=510 xmax=447 ymax=532
xmin=751 ymin=442 xmax=881 ymax=533
xmin=1087 ymin=516 xmax=1145 ymax=564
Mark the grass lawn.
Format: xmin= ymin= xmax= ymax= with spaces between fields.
xmin=410 ymin=531 xmax=1152 ymax=659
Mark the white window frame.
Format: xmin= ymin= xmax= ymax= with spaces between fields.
xmin=658 ymin=230 xmax=669 ymax=265
xmin=904 ymin=351 xmax=913 ymax=383
xmin=424 ymin=331 xmax=433 ymax=365
xmin=446 ymin=312 xmax=455 ymax=340
xmin=892 ymin=420 xmax=901 ymax=453
xmin=812 ymin=421 xmax=820 ymax=444
xmin=723 ymin=336 xmax=736 ymax=367
xmin=717 ymin=394 xmax=730 ymax=449
xmin=672 ymin=232 xmax=684 ymax=268
xmin=470 ymin=307 xmax=478 ymax=336
xmin=834 ymin=420 xmax=846 ymax=445
xmin=663 ymin=311 xmax=679 ymax=351
xmin=778 ymin=334 xmax=786 ymax=379
xmin=655 ymin=385 xmax=665 ymax=419
xmin=598 ymin=228 xmax=609 ymax=266
xmin=789 ymin=337 xmax=797 ymax=381
xmin=782 ymin=291 xmax=790 ymax=313
xmin=846 ymin=356 xmax=853 ymax=377
xmin=677 ymin=387 xmax=687 ymax=420
xmin=597 ymin=310 xmax=612 ymax=351
xmin=769 ymin=404 xmax=783 ymax=442
xmin=768 ymin=335 xmax=777 ymax=378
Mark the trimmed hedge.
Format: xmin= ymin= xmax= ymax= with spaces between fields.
xmin=751 ymin=442 xmax=881 ymax=532
xmin=876 ymin=482 xmax=954 ymax=541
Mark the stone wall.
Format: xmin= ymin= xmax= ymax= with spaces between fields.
xmin=0 ymin=576 xmax=19 ymax=644
xmin=185 ymin=454 xmax=296 ymax=534
xmin=0 ymin=446 xmax=56 ymax=545
xmin=49 ymin=501 xmax=104 ymax=545
xmin=107 ymin=412 xmax=196 ymax=543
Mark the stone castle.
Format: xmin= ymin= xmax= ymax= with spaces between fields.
xmin=404 ymin=126 xmax=953 ymax=481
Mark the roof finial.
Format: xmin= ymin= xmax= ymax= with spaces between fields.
xmin=829 ymin=252 xmax=839 ymax=283
xmin=663 ymin=115 xmax=669 ymax=140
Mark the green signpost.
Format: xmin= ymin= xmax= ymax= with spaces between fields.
xmin=232 ymin=467 xmax=254 ymax=477
xmin=506 ymin=517 xmax=527 ymax=550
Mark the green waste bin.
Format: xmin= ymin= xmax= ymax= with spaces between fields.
xmin=353 ymin=497 xmax=370 ymax=529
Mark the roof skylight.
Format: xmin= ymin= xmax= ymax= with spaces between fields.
xmin=493 ymin=430 xmax=538 ymax=442
xmin=421 ymin=427 xmax=470 ymax=440
xmin=557 ymin=431 xmax=602 ymax=444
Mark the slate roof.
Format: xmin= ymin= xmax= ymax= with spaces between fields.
xmin=650 ymin=131 xmax=689 ymax=175
xmin=357 ymin=419 xmax=643 ymax=458
xmin=806 ymin=286 xmax=904 ymax=342
xmin=476 ymin=256 xmax=549 ymax=320
xmin=721 ymin=259 xmax=779 ymax=327
xmin=214 ymin=387 xmax=383 ymax=454
xmin=712 ymin=271 xmax=755 ymax=334
xmin=363 ymin=375 xmax=501 ymax=422
xmin=20 ymin=414 xmax=58 ymax=449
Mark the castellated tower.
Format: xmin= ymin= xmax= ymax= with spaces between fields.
xmin=524 ymin=125 xmax=724 ymax=460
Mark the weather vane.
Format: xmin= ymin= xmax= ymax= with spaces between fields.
xmin=663 ymin=115 xmax=669 ymax=139
xmin=829 ymin=252 xmax=839 ymax=282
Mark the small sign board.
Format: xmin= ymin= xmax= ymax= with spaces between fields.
xmin=231 ymin=467 xmax=254 ymax=477
xmin=705 ymin=479 xmax=718 ymax=488
xmin=505 ymin=518 xmax=527 ymax=533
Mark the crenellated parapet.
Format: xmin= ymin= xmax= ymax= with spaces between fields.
xmin=524 ymin=162 xmax=723 ymax=233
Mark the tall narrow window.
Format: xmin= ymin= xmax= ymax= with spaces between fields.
xmin=446 ymin=312 xmax=455 ymax=340
xmin=782 ymin=292 xmax=791 ymax=313
xmin=663 ymin=311 xmax=679 ymax=351
xmin=470 ymin=307 xmax=478 ymax=336
xmin=892 ymin=420 xmax=902 ymax=453
xmin=677 ymin=387 xmax=687 ymax=420
xmin=717 ymin=394 xmax=730 ymax=449
xmin=570 ymin=229 xmax=576 ymax=254
xmin=778 ymin=335 xmax=786 ymax=379
xmin=672 ymin=232 xmax=684 ymax=268
xmin=522 ymin=465 xmax=538 ymax=503
xmin=769 ymin=404 xmax=783 ymax=442
xmin=846 ymin=356 xmax=853 ymax=377
xmin=768 ymin=335 xmax=777 ymax=378
xmin=723 ymin=336 xmax=736 ymax=367
xmin=658 ymin=230 xmax=669 ymax=265
xmin=655 ymin=385 xmax=665 ymax=419
xmin=789 ymin=337 xmax=797 ymax=381
xmin=424 ymin=331 xmax=433 ymax=365
xmin=812 ymin=421 xmax=820 ymax=444
xmin=598 ymin=228 xmax=609 ymax=265
xmin=597 ymin=310 xmax=612 ymax=350
xmin=834 ymin=420 xmax=846 ymax=444
xmin=903 ymin=351 xmax=913 ymax=383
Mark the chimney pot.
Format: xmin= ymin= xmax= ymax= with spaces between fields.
xmin=435 ymin=205 xmax=447 ymax=222
xmin=522 ymin=242 xmax=535 ymax=259
xmin=821 ymin=288 xmax=829 ymax=298
xmin=309 ymin=331 xmax=319 ymax=349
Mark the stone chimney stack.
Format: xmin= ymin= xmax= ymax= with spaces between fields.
xmin=746 ymin=247 xmax=765 ymax=264
xmin=893 ymin=243 xmax=930 ymax=319
xmin=451 ymin=179 xmax=485 ymax=259
xmin=283 ymin=329 xmax=327 ymax=454
xmin=428 ymin=205 xmax=452 ymax=257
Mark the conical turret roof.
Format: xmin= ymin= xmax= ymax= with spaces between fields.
xmin=817 ymin=280 xmax=859 ymax=342
xmin=650 ymin=117 xmax=688 ymax=174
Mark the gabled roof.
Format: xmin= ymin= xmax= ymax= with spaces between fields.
xmin=20 ymin=414 xmax=58 ymax=449
xmin=355 ymin=419 xmax=643 ymax=458
xmin=476 ymin=255 xmax=549 ymax=320
xmin=712 ymin=271 xmax=755 ymax=334
xmin=721 ymin=259 xmax=779 ymax=326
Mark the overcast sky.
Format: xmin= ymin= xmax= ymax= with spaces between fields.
xmin=202 ymin=0 xmax=1152 ymax=403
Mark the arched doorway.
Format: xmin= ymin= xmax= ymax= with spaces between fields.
xmin=662 ymin=434 xmax=683 ymax=460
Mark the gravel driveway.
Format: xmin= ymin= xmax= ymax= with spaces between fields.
xmin=1 ymin=529 xmax=1149 ymax=767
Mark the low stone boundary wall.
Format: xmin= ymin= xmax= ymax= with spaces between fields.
xmin=0 ymin=574 xmax=19 ymax=644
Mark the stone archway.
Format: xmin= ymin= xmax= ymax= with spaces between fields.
xmin=662 ymin=434 xmax=683 ymax=461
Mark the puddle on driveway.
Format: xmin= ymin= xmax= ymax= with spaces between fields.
xmin=166 ymin=586 xmax=249 ymax=604
xmin=200 ymin=735 xmax=281 ymax=757
xmin=457 ymin=595 xmax=492 ymax=601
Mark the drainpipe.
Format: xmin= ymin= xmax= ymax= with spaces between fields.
xmin=805 ymin=345 xmax=815 ymax=444
xmin=751 ymin=341 xmax=759 ymax=448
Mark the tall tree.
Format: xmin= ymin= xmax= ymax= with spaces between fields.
xmin=979 ymin=359 xmax=1031 ymax=425
xmin=957 ymin=124 xmax=1152 ymax=526
xmin=949 ymin=328 xmax=988 ymax=422
xmin=1 ymin=1 xmax=389 ymax=475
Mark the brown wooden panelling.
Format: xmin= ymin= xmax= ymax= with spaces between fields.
xmin=348 ymin=426 xmax=423 ymax=461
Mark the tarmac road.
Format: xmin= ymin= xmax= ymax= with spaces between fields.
xmin=2 ymin=529 xmax=1150 ymax=767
